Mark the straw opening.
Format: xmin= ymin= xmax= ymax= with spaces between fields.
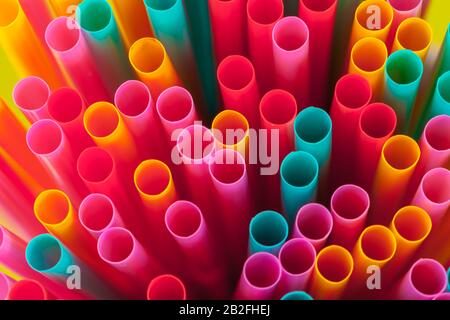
xmin=166 ymin=202 xmax=202 ymax=238
xmin=295 ymin=108 xmax=331 ymax=144
xmin=302 ymin=0 xmax=335 ymax=12
xmin=46 ymin=17 xmax=80 ymax=52
xmin=157 ymin=87 xmax=193 ymax=123
xmin=250 ymin=211 xmax=288 ymax=247
xmin=48 ymin=88 xmax=83 ymax=123
xmin=410 ymin=260 xmax=447 ymax=296
xmin=424 ymin=116 xmax=450 ymax=151
xmin=27 ymin=236 xmax=63 ymax=272
xmin=383 ymin=136 xmax=420 ymax=170
xmin=247 ymin=0 xmax=283 ymax=25
xmin=397 ymin=18 xmax=432 ymax=52
xmin=135 ymin=160 xmax=172 ymax=196
xmin=27 ymin=120 xmax=63 ymax=156
xmin=35 ymin=190 xmax=71 ymax=226
xmin=360 ymin=104 xmax=396 ymax=139
xmin=422 ymin=169 xmax=450 ymax=204
xmin=130 ymin=38 xmax=165 ymax=74
xmin=84 ymin=103 xmax=120 ymax=138
xmin=260 ymin=90 xmax=297 ymax=125
xmin=331 ymin=186 xmax=369 ymax=220
xmin=386 ymin=51 xmax=423 ymax=85
xmin=352 ymin=38 xmax=387 ymax=73
xmin=14 ymin=77 xmax=50 ymax=112
xmin=217 ymin=56 xmax=255 ymax=91
xmin=98 ymin=228 xmax=135 ymax=263
xmin=147 ymin=275 xmax=186 ymax=300
xmin=0 ymin=0 xmax=19 ymax=28
xmin=281 ymin=152 xmax=318 ymax=187
xmin=273 ymin=17 xmax=309 ymax=52
xmin=335 ymin=75 xmax=371 ymax=109
xmin=279 ymin=239 xmax=315 ymax=275
xmin=77 ymin=147 xmax=114 ymax=183
xmin=393 ymin=207 xmax=431 ymax=243
xmin=297 ymin=205 xmax=332 ymax=240
xmin=78 ymin=0 xmax=112 ymax=33
xmin=316 ymin=246 xmax=353 ymax=283
xmin=360 ymin=226 xmax=396 ymax=262
xmin=80 ymin=195 xmax=115 ymax=232
xmin=115 ymin=81 xmax=151 ymax=117
xmin=245 ymin=253 xmax=281 ymax=288
xmin=8 ymin=280 xmax=47 ymax=300
xmin=145 ymin=0 xmax=177 ymax=11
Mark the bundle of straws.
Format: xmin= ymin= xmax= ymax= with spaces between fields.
xmin=0 ymin=0 xmax=449 ymax=300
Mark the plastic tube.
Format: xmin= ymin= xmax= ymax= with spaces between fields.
xmin=0 ymin=273 xmax=13 ymax=300
xmin=246 ymin=0 xmax=284 ymax=92
xmin=423 ymin=71 xmax=450 ymax=125
xmin=147 ymin=274 xmax=186 ymax=300
xmin=392 ymin=18 xmax=432 ymax=61
xmin=292 ymin=203 xmax=333 ymax=251
xmin=249 ymin=211 xmax=289 ymax=255
xmin=387 ymin=1 xmax=423 ymax=45
xmin=8 ymin=279 xmax=49 ymax=300
xmin=418 ymin=115 xmax=450 ymax=172
xmin=13 ymin=76 xmax=50 ymax=122
xmin=355 ymin=103 xmax=397 ymax=191
xmin=272 ymin=16 xmax=309 ymax=107
xmin=384 ymin=50 xmax=424 ymax=132
xmin=281 ymin=291 xmax=313 ymax=300
xmin=217 ymin=55 xmax=260 ymax=128
xmin=310 ymin=245 xmax=353 ymax=300
xmin=211 ymin=110 xmax=249 ymax=158
xmin=330 ymin=185 xmax=370 ymax=250
xmin=280 ymin=151 xmax=319 ymax=223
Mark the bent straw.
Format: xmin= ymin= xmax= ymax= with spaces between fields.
xmin=277 ymin=238 xmax=316 ymax=296
xmin=147 ymin=274 xmax=187 ymax=300
xmin=392 ymin=18 xmax=432 ymax=61
xmin=384 ymin=50 xmax=424 ymax=132
xmin=0 ymin=0 xmax=63 ymax=88
xmin=246 ymin=0 xmax=284 ymax=92
xmin=396 ymin=259 xmax=447 ymax=300
xmin=13 ymin=76 xmax=50 ymax=122
xmin=79 ymin=193 xmax=124 ymax=239
xmin=0 ymin=273 xmax=13 ymax=300
xmin=272 ymin=16 xmax=310 ymax=107
xmin=298 ymin=0 xmax=337 ymax=106
xmin=217 ymin=55 xmax=260 ymax=128
xmin=235 ymin=252 xmax=282 ymax=300
xmin=8 ymin=279 xmax=49 ymax=300
xmin=129 ymin=37 xmax=181 ymax=99
xmin=355 ymin=103 xmax=397 ymax=191
xmin=330 ymin=185 xmax=370 ymax=250
xmin=249 ymin=211 xmax=289 ymax=255
xmin=280 ymin=151 xmax=319 ymax=224
xmin=281 ymin=291 xmax=313 ymax=300
xmin=349 ymin=37 xmax=388 ymax=97
xmin=48 ymin=87 xmax=93 ymax=155
xmin=412 ymin=168 xmax=450 ymax=226
xmin=211 ymin=110 xmax=249 ymax=158
xmin=77 ymin=0 xmax=133 ymax=95
xmin=387 ymin=1 xmax=423 ymax=45
xmin=309 ymin=245 xmax=353 ymax=300
xmin=45 ymin=17 xmax=110 ymax=104
xmin=209 ymin=0 xmax=247 ymax=63
xmin=371 ymin=135 xmax=421 ymax=225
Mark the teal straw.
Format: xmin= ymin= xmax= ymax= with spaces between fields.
xmin=281 ymin=291 xmax=314 ymax=300
xmin=77 ymin=0 xmax=133 ymax=95
xmin=294 ymin=107 xmax=332 ymax=170
xmin=447 ymin=268 xmax=450 ymax=292
xmin=249 ymin=210 xmax=289 ymax=255
xmin=280 ymin=151 xmax=319 ymax=224
xmin=424 ymin=71 xmax=450 ymax=122
xmin=384 ymin=50 xmax=424 ymax=133
xmin=438 ymin=24 xmax=450 ymax=77
xmin=283 ymin=0 xmax=299 ymax=16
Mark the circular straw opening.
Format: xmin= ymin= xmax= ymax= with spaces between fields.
xmin=79 ymin=194 xmax=115 ymax=233
xmin=383 ymin=136 xmax=420 ymax=170
xmin=135 ymin=160 xmax=171 ymax=196
xmin=352 ymin=38 xmax=387 ymax=72
xmin=386 ymin=51 xmax=423 ymax=85
xmin=273 ymin=17 xmax=309 ymax=51
xmin=335 ymin=75 xmax=372 ymax=109
xmin=279 ymin=239 xmax=315 ymax=275
xmin=302 ymin=0 xmax=335 ymax=11
xmin=244 ymin=253 xmax=281 ymax=288
xmin=98 ymin=228 xmax=134 ymax=263
xmin=157 ymin=87 xmax=193 ymax=123
xmin=78 ymin=0 xmax=112 ymax=32
xmin=166 ymin=201 xmax=202 ymax=238
xmin=26 ymin=236 xmax=63 ymax=272
xmin=397 ymin=18 xmax=432 ymax=52
xmin=331 ymin=185 xmax=369 ymax=220
xmin=77 ymin=147 xmax=114 ymax=183
xmin=8 ymin=280 xmax=47 ymax=300
xmin=27 ymin=120 xmax=63 ymax=155
xmin=46 ymin=17 xmax=80 ymax=52
xmin=0 ymin=0 xmax=19 ymax=27
xmin=14 ymin=77 xmax=50 ymax=112
xmin=295 ymin=107 xmax=331 ymax=144
xmin=424 ymin=116 xmax=450 ymax=151
xmin=422 ymin=169 xmax=450 ymax=204
xmin=84 ymin=103 xmax=120 ymax=138
xmin=356 ymin=0 xmax=393 ymax=31
xmin=281 ymin=152 xmax=318 ymax=187
xmin=437 ymin=72 xmax=450 ymax=103
xmin=35 ymin=190 xmax=70 ymax=225
xmin=260 ymin=90 xmax=297 ymax=125
xmin=360 ymin=226 xmax=396 ymax=262
xmin=147 ymin=275 xmax=186 ymax=300
xmin=130 ymin=38 xmax=165 ymax=74
xmin=210 ymin=150 xmax=246 ymax=184
xmin=115 ymin=81 xmax=151 ymax=117
xmin=411 ymin=260 xmax=447 ymax=296
xmin=177 ymin=126 xmax=215 ymax=161
xmin=145 ymin=0 xmax=177 ymax=11
xmin=393 ymin=207 xmax=431 ymax=242
xmin=388 ymin=0 xmax=421 ymax=11
xmin=360 ymin=103 xmax=397 ymax=138
xmin=247 ymin=0 xmax=283 ymax=25
xmin=217 ymin=56 xmax=255 ymax=91
xmin=250 ymin=211 xmax=288 ymax=248
xmin=48 ymin=88 xmax=83 ymax=123
xmin=316 ymin=246 xmax=353 ymax=283
xmin=212 ymin=110 xmax=249 ymax=146
xmin=296 ymin=204 xmax=332 ymax=240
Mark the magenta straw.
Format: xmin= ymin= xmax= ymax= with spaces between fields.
xmin=277 ymin=238 xmax=316 ymax=297
xmin=147 ymin=274 xmax=187 ymax=300
xmin=79 ymin=193 xmax=125 ymax=239
xmin=235 ymin=252 xmax=282 ymax=300
xmin=330 ymin=185 xmax=370 ymax=250
xmin=45 ymin=17 xmax=110 ymax=103
xmin=434 ymin=293 xmax=450 ymax=300
xmin=7 ymin=279 xmax=50 ymax=300
xmin=419 ymin=115 xmax=450 ymax=172
xmin=293 ymin=203 xmax=333 ymax=251
xmin=0 ymin=273 xmax=13 ymax=300
xmin=397 ymin=259 xmax=447 ymax=300
xmin=13 ymin=76 xmax=50 ymax=122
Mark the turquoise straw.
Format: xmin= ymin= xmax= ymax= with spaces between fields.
xmin=77 ymin=0 xmax=133 ymax=95
xmin=26 ymin=234 xmax=74 ymax=277
xmin=425 ymin=71 xmax=450 ymax=123
xmin=438 ymin=24 xmax=450 ymax=77
xmin=384 ymin=50 xmax=424 ymax=133
xmin=280 ymin=151 xmax=319 ymax=224
xmin=447 ymin=268 xmax=450 ymax=292
xmin=281 ymin=291 xmax=314 ymax=300
xmin=283 ymin=0 xmax=299 ymax=16
xmin=294 ymin=107 xmax=332 ymax=170
xmin=249 ymin=210 xmax=289 ymax=255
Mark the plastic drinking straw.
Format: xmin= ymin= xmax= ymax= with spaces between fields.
xmin=384 ymin=50 xmax=424 ymax=132
xmin=8 ymin=279 xmax=50 ymax=300
xmin=434 ymin=293 xmax=450 ymax=300
xmin=156 ymin=86 xmax=198 ymax=141
xmin=45 ymin=17 xmax=110 ymax=104
xmin=0 ymin=273 xmax=13 ymax=300
xmin=211 ymin=110 xmax=249 ymax=157
xmin=392 ymin=18 xmax=432 ymax=62
xmin=79 ymin=193 xmax=124 ymax=239
xmin=48 ymin=87 xmax=93 ymax=155
xmin=107 ymin=0 xmax=153 ymax=49
xmin=412 ymin=168 xmax=450 ymax=226
xmin=277 ymin=238 xmax=316 ymax=296
xmin=396 ymin=259 xmax=447 ymax=300
xmin=147 ymin=274 xmax=187 ymax=300
xmin=27 ymin=119 xmax=88 ymax=204
xmin=294 ymin=107 xmax=332 ymax=171
xmin=298 ymin=0 xmax=337 ymax=106
xmin=235 ymin=252 xmax=282 ymax=300
xmin=129 ymin=37 xmax=181 ymax=99
xmin=18 ymin=0 xmax=54 ymax=44
xmin=330 ymin=74 xmax=372 ymax=188
xmin=309 ymin=245 xmax=354 ymax=300
xmin=246 ymin=0 xmax=284 ymax=93
xmin=355 ymin=103 xmax=397 ymax=191
xmin=209 ymin=0 xmax=246 ymax=63
xmin=280 ymin=151 xmax=319 ymax=224
xmin=422 ymin=71 xmax=450 ymax=126
xmin=349 ymin=0 xmax=394 ymax=49
xmin=448 ymin=269 xmax=450 ymax=292
xmin=281 ymin=291 xmax=313 ymax=300
xmin=387 ymin=0 xmax=423 ymax=45
xmin=49 ymin=0 xmax=82 ymax=16
xmin=83 ymin=101 xmax=138 ymax=164
xmin=217 ymin=55 xmax=260 ymax=129
xmin=292 ymin=203 xmax=333 ymax=251
xmin=13 ymin=76 xmax=50 ymax=122
xmin=0 ymin=0 xmax=63 ymax=89
xmin=330 ymin=185 xmax=370 ymax=250
xmin=272 ymin=16 xmax=310 ymax=107
xmin=249 ymin=211 xmax=289 ymax=255
xmin=349 ymin=37 xmax=388 ymax=97
xmin=419 ymin=115 xmax=450 ymax=172
xmin=371 ymin=135 xmax=420 ymax=225
xmin=351 ymin=225 xmax=397 ymax=292
xmin=76 ymin=0 xmax=133 ymax=96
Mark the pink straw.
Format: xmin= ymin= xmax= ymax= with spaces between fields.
xmin=293 ymin=203 xmax=333 ymax=251
xmin=235 ymin=252 xmax=282 ymax=300
xmin=8 ymin=279 xmax=50 ymax=300
xmin=419 ymin=115 xmax=450 ymax=172
xmin=13 ymin=76 xmax=50 ymax=122
xmin=387 ymin=0 xmax=423 ymax=46
xmin=330 ymin=185 xmax=370 ymax=250
xmin=0 ymin=273 xmax=13 ymax=300
xmin=147 ymin=275 xmax=187 ymax=300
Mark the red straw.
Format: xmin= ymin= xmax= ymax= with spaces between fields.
xmin=147 ymin=275 xmax=187 ymax=300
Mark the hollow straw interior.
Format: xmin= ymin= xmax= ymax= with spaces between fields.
xmin=210 ymin=150 xmax=246 ymax=184
xmin=281 ymin=291 xmax=313 ymax=300
xmin=177 ymin=126 xmax=215 ymax=161
xmin=115 ymin=81 xmax=151 ymax=117
xmin=0 ymin=0 xmax=19 ymax=27
xmin=8 ymin=280 xmax=47 ymax=300
xmin=147 ymin=275 xmax=186 ymax=300
xmin=352 ymin=38 xmax=387 ymax=72
xmin=135 ymin=161 xmax=171 ymax=196
xmin=295 ymin=108 xmax=331 ymax=144
xmin=45 ymin=17 xmax=80 ymax=52
xmin=26 ymin=235 xmax=63 ymax=272
xmin=360 ymin=103 xmax=397 ymax=139
xmin=360 ymin=226 xmax=396 ymax=261
xmin=410 ymin=260 xmax=447 ymax=296
xmin=335 ymin=75 xmax=372 ymax=109
xmin=331 ymin=186 xmax=369 ymax=220
xmin=250 ymin=211 xmax=288 ymax=247
xmin=247 ymin=0 xmax=284 ymax=25
xmin=393 ymin=207 xmax=431 ymax=242
xmin=13 ymin=77 xmax=50 ymax=112
xmin=281 ymin=152 xmax=318 ymax=187
xmin=129 ymin=38 xmax=165 ymax=74
xmin=165 ymin=201 xmax=202 ymax=238
xmin=382 ymin=136 xmax=420 ymax=170
xmin=145 ymin=0 xmax=178 ymax=11
xmin=279 ymin=239 xmax=315 ymax=275
xmin=437 ymin=72 xmax=450 ymax=103
xmin=424 ymin=116 xmax=450 ymax=151
xmin=27 ymin=120 xmax=63 ymax=155
xmin=84 ymin=103 xmax=120 ymax=138
xmin=421 ymin=169 xmax=450 ymax=204
xmin=48 ymin=88 xmax=83 ymax=123
xmin=217 ymin=56 xmax=255 ymax=91
xmin=35 ymin=190 xmax=70 ymax=225
xmin=78 ymin=0 xmax=112 ymax=32
xmin=356 ymin=0 xmax=393 ymax=31
xmin=302 ymin=0 xmax=335 ymax=12
xmin=157 ymin=87 xmax=193 ymax=122
xmin=77 ymin=147 xmax=114 ymax=183
xmin=316 ymin=246 xmax=353 ymax=283
xmin=212 ymin=111 xmax=249 ymax=146
xmin=79 ymin=195 xmax=115 ymax=233
xmin=386 ymin=50 xmax=423 ymax=85
xmin=273 ymin=17 xmax=309 ymax=52
xmin=98 ymin=228 xmax=134 ymax=263
xmin=244 ymin=253 xmax=281 ymax=288
xmin=388 ymin=0 xmax=422 ymax=11
xmin=296 ymin=204 xmax=332 ymax=240
xmin=397 ymin=18 xmax=432 ymax=51
xmin=260 ymin=90 xmax=297 ymax=125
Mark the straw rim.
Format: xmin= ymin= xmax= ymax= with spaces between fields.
xmin=314 ymin=245 xmax=354 ymax=284
xmin=278 ymin=238 xmax=316 ymax=277
xmin=355 ymin=0 xmax=393 ymax=32
xmin=249 ymin=210 xmax=289 ymax=252
xmin=359 ymin=103 xmax=397 ymax=140
xmin=134 ymin=160 xmax=174 ymax=200
xmin=26 ymin=119 xmax=65 ymax=157
xmin=156 ymin=86 xmax=195 ymax=125
xmin=79 ymin=193 xmax=116 ymax=234
xmin=243 ymin=252 xmax=282 ymax=289
xmin=8 ymin=279 xmax=48 ymax=300
xmin=357 ymin=225 xmax=397 ymax=264
xmin=77 ymin=0 xmax=114 ymax=34
xmin=165 ymin=200 xmax=204 ymax=241
xmin=26 ymin=234 xmax=66 ymax=273
xmin=84 ymin=102 xmax=122 ymax=140
xmin=300 ymin=0 xmax=337 ymax=14
xmin=247 ymin=0 xmax=284 ymax=27
xmin=330 ymin=184 xmax=370 ymax=222
xmin=114 ymin=80 xmax=153 ymax=120
xmin=259 ymin=89 xmax=298 ymax=127
xmin=129 ymin=37 xmax=168 ymax=76
xmin=34 ymin=189 xmax=73 ymax=228
xmin=419 ymin=168 xmax=450 ymax=206
xmin=45 ymin=16 xmax=82 ymax=54
xmin=334 ymin=74 xmax=372 ymax=111
xmin=294 ymin=203 xmax=333 ymax=242
xmin=217 ymin=55 xmax=257 ymax=93
xmin=385 ymin=50 xmax=423 ymax=86
xmin=272 ymin=16 xmax=310 ymax=54
xmin=211 ymin=110 xmax=250 ymax=148
xmin=351 ymin=37 xmax=388 ymax=74
xmin=144 ymin=0 xmax=178 ymax=12
xmin=407 ymin=259 xmax=447 ymax=297
xmin=77 ymin=147 xmax=116 ymax=185
xmin=13 ymin=76 xmax=51 ymax=113
xmin=48 ymin=87 xmax=84 ymax=124
xmin=436 ymin=71 xmax=450 ymax=104
xmin=391 ymin=206 xmax=432 ymax=245
xmin=147 ymin=274 xmax=187 ymax=300
xmin=387 ymin=0 xmax=422 ymax=13
xmin=0 ymin=0 xmax=21 ymax=29
xmin=176 ymin=125 xmax=216 ymax=163
xmin=280 ymin=151 xmax=319 ymax=189
xmin=97 ymin=227 xmax=137 ymax=265
xmin=208 ymin=149 xmax=247 ymax=187
xmin=381 ymin=135 xmax=420 ymax=172
xmin=294 ymin=107 xmax=332 ymax=146
xmin=423 ymin=115 xmax=450 ymax=153
xmin=395 ymin=17 xmax=433 ymax=54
